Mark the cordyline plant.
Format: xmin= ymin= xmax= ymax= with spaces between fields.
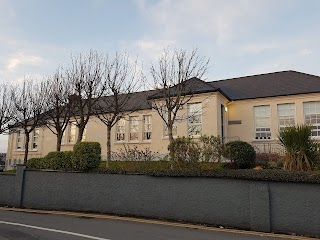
xmin=278 ymin=124 xmax=319 ymax=171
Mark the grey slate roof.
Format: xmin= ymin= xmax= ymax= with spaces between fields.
xmin=208 ymin=70 xmax=320 ymax=100
xmin=148 ymin=77 xmax=219 ymax=100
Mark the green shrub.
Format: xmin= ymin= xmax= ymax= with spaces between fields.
xmin=168 ymin=136 xmax=201 ymax=169
xmin=199 ymin=135 xmax=224 ymax=162
xmin=44 ymin=151 xmax=73 ymax=171
xmin=111 ymin=144 xmax=159 ymax=161
xmin=72 ymin=142 xmax=101 ymax=171
xmin=224 ymin=141 xmax=256 ymax=169
xmin=279 ymin=125 xmax=320 ymax=171
xmin=27 ymin=158 xmax=48 ymax=169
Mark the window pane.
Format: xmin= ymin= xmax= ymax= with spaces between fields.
xmin=143 ymin=115 xmax=152 ymax=140
xmin=188 ymin=103 xmax=202 ymax=136
xmin=129 ymin=116 xmax=139 ymax=141
xmin=254 ymin=105 xmax=271 ymax=139
xmin=304 ymin=101 xmax=320 ymax=136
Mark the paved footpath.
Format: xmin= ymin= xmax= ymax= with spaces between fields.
xmin=0 ymin=208 xmax=314 ymax=240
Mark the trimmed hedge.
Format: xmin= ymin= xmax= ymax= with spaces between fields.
xmin=44 ymin=151 xmax=73 ymax=171
xmin=99 ymin=161 xmax=226 ymax=172
xmin=72 ymin=142 xmax=101 ymax=171
xmin=224 ymin=141 xmax=256 ymax=169
xmin=94 ymin=168 xmax=320 ymax=184
xmin=27 ymin=158 xmax=48 ymax=169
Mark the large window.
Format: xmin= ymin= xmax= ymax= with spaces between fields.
xmin=188 ymin=103 xmax=202 ymax=136
xmin=278 ymin=103 xmax=295 ymax=130
xmin=129 ymin=116 xmax=139 ymax=141
xmin=32 ymin=129 xmax=40 ymax=149
xmin=254 ymin=105 xmax=271 ymax=139
xmin=116 ymin=118 xmax=126 ymax=141
xmin=163 ymin=109 xmax=177 ymax=137
xmin=304 ymin=101 xmax=320 ymax=136
xmin=68 ymin=123 xmax=76 ymax=143
xmin=143 ymin=115 xmax=152 ymax=140
xmin=16 ymin=131 xmax=22 ymax=149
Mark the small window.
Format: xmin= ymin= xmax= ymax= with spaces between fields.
xmin=129 ymin=116 xmax=139 ymax=141
xmin=32 ymin=129 xmax=40 ymax=149
xmin=254 ymin=105 xmax=271 ymax=139
xmin=143 ymin=115 xmax=152 ymax=140
xmin=116 ymin=118 xmax=126 ymax=141
xmin=16 ymin=131 xmax=22 ymax=149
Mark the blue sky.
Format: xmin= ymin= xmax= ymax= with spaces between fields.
xmin=0 ymin=0 xmax=320 ymax=151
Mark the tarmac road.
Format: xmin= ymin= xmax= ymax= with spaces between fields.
xmin=0 ymin=208 xmax=313 ymax=240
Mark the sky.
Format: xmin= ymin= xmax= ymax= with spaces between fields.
xmin=0 ymin=0 xmax=320 ymax=152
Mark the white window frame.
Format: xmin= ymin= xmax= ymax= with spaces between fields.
xmin=277 ymin=103 xmax=295 ymax=130
xmin=254 ymin=105 xmax=271 ymax=140
xmin=116 ymin=118 xmax=126 ymax=142
xmin=143 ymin=115 xmax=152 ymax=141
xmin=304 ymin=101 xmax=320 ymax=137
xmin=129 ymin=116 xmax=139 ymax=141
xmin=187 ymin=103 xmax=202 ymax=136
xmin=32 ymin=129 xmax=40 ymax=149
xmin=16 ymin=130 xmax=22 ymax=150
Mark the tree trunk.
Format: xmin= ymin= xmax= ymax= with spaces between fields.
xmin=24 ymin=132 xmax=30 ymax=164
xmin=107 ymin=125 xmax=112 ymax=163
xmin=167 ymin=123 xmax=175 ymax=169
xmin=77 ymin=126 xmax=84 ymax=143
xmin=56 ymin=132 xmax=63 ymax=151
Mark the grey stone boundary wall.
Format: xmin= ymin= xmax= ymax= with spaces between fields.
xmin=0 ymin=165 xmax=320 ymax=237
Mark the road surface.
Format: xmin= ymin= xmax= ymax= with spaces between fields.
xmin=0 ymin=208 xmax=311 ymax=240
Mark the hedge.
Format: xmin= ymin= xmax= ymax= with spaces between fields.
xmin=44 ymin=151 xmax=73 ymax=171
xmin=72 ymin=142 xmax=101 ymax=171
xmin=94 ymin=168 xmax=320 ymax=184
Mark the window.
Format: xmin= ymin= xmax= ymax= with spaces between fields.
xmin=143 ymin=115 xmax=152 ymax=140
xmin=129 ymin=116 xmax=139 ymax=141
xmin=32 ymin=129 xmax=40 ymax=149
xmin=16 ymin=131 xmax=22 ymax=149
xmin=68 ymin=123 xmax=76 ymax=143
xmin=116 ymin=118 xmax=126 ymax=141
xmin=304 ymin=101 xmax=320 ymax=136
xmin=188 ymin=103 xmax=202 ymax=136
xmin=254 ymin=105 xmax=271 ymax=139
xmin=278 ymin=103 xmax=295 ymax=130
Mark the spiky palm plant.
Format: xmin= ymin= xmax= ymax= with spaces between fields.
xmin=278 ymin=125 xmax=319 ymax=171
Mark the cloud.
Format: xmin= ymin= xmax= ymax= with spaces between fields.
xmin=135 ymin=0 xmax=273 ymax=45
xmin=6 ymin=53 xmax=44 ymax=71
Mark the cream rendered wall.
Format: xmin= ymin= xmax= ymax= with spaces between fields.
xmin=6 ymin=92 xmax=228 ymax=163
xmin=227 ymin=93 xmax=320 ymax=143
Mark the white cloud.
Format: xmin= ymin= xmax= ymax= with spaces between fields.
xmin=6 ymin=53 xmax=44 ymax=71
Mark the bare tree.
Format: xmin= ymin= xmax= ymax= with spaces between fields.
xmin=11 ymin=78 xmax=47 ymax=163
xmin=44 ymin=69 xmax=72 ymax=151
xmin=66 ymin=50 xmax=105 ymax=143
xmin=94 ymin=53 xmax=142 ymax=161
xmin=0 ymin=83 xmax=15 ymax=134
xmin=148 ymin=48 xmax=210 ymax=144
